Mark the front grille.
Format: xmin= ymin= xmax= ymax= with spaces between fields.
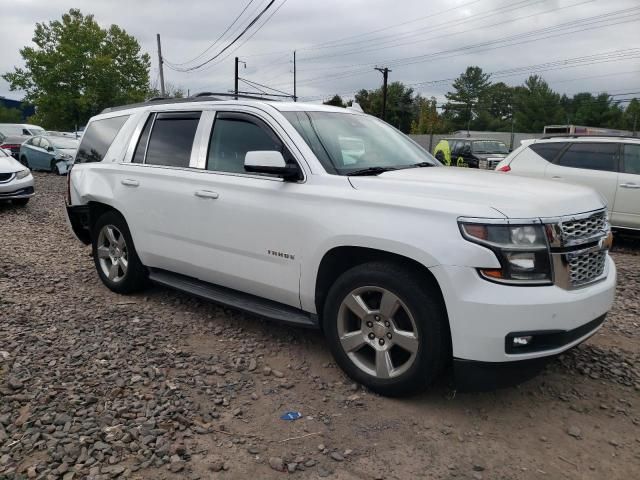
xmin=0 ymin=172 xmax=14 ymax=183
xmin=568 ymin=250 xmax=606 ymax=287
xmin=560 ymin=210 xmax=607 ymax=243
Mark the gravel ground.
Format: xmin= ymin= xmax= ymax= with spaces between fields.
xmin=1 ymin=172 xmax=639 ymax=480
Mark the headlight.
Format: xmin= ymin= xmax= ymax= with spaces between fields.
xmin=15 ymin=169 xmax=31 ymax=180
xmin=459 ymin=221 xmax=552 ymax=285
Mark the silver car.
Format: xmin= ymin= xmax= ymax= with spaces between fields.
xmin=0 ymin=147 xmax=34 ymax=206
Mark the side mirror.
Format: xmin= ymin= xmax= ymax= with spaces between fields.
xmin=48 ymin=146 xmax=54 ymax=152
xmin=244 ymin=151 xmax=300 ymax=181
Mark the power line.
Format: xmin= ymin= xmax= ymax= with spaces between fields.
xmin=284 ymin=10 xmax=640 ymax=88
xmin=164 ymin=0 xmax=257 ymax=67
xmin=167 ymin=0 xmax=276 ymax=72
xmin=185 ymin=0 xmax=290 ymax=75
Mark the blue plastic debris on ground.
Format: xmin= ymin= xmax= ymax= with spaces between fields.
xmin=280 ymin=411 xmax=302 ymax=421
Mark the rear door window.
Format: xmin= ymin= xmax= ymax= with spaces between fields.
xmin=76 ymin=115 xmax=129 ymax=163
xmin=556 ymin=143 xmax=618 ymax=172
xmin=145 ymin=112 xmax=201 ymax=168
xmin=622 ymin=144 xmax=640 ymax=175
xmin=529 ymin=142 xmax=567 ymax=162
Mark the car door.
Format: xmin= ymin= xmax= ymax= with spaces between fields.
xmin=544 ymin=142 xmax=619 ymax=213
xmin=37 ymin=137 xmax=54 ymax=170
xmin=113 ymin=110 xmax=206 ymax=275
xmin=183 ymin=109 xmax=305 ymax=308
xmin=612 ymin=143 xmax=640 ymax=229
xmin=29 ymin=137 xmax=47 ymax=169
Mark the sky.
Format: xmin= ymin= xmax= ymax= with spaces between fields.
xmin=1 ymin=0 xmax=639 ymax=106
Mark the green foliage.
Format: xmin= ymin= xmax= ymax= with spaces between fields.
xmin=410 ymin=96 xmax=449 ymax=134
xmin=355 ymin=82 xmax=417 ymax=132
xmin=0 ymin=105 xmax=23 ymax=123
xmin=323 ymin=94 xmax=346 ymax=108
xmin=443 ymin=66 xmax=491 ymax=130
xmin=2 ymin=9 xmax=151 ymax=130
xmin=623 ymin=98 xmax=640 ymax=131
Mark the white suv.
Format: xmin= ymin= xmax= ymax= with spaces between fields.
xmin=65 ymin=95 xmax=616 ymax=395
xmin=495 ymin=136 xmax=640 ymax=231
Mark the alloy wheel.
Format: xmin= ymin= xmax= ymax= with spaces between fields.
xmin=96 ymin=224 xmax=128 ymax=283
xmin=337 ymin=286 xmax=419 ymax=379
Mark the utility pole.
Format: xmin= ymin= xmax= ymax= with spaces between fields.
xmin=156 ymin=34 xmax=165 ymax=97
xmin=234 ymin=57 xmax=246 ymax=100
xmin=375 ymin=67 xmax=391 ymax=121
xmin=510 ymin=105 xmax=515 ymax=151
xmin=234 ymin=57 xmax=239 ymax=100
xmin=293 ymin=50 xmax=297 ymax=102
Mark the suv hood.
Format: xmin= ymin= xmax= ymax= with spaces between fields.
xmin=0 ymin=155 xmax=25 ymax=174
xmin=349 ymin=167 xmax=605 ymax=219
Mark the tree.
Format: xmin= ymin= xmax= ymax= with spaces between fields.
xmin=513 ymin=75 xmax=565 ymax=133
xmin=444 ymin=66 xmax=491 ymax=131
xmin=623 ymin=98 xmax=640 ymax=133
xmin=0 ymin=105 xmax=23 ymax=123
xmin=148 ymin=82 xmax=186 ymax=100
xmin=410 ymin=96 xmax=449 ymax=134
xmin=323 ymin=94 xmax=346 ymax=108
xmin=355 ymin=82 xmax=416 ymax=132
xmin=3 ymin=9 xmax=151 ymax=130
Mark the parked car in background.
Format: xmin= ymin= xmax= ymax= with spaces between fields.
xmin=19 ymin=135 xmax=79 ymax=175
xmin=65 ymin=96 xmax=615 ymax=395
xmin=433 ymin=137 xmax=509 ymax=169
xmin=0 ymin=135 xmax=32 ymax=159
xmin=0 ymin=123 xmax=45 ymax=137
xmin=0 ymin=146 xmax=34 ymax=206
xmin=495 ymin=136 xmax=640 ymax=231
xmin=45 ymin=130 xmax=79 ymax=138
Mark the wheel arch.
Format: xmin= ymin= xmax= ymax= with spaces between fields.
xmin=313 ymin=246 xmax=451 ymax=352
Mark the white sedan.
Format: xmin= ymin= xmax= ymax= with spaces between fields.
xmin=495 ymin=136 xmax=640 ymax=231
xmin=0 ymin=147 xmax=34 ymax=206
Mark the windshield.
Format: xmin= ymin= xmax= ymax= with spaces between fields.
xmin=50 ymin=137 xmax=79 ymax=149
xmin=472 ymin=140 xmax=508 ymax=154
xmin=283 ymin=111 xmax=439 ymax=175
xmin=29 ymin=127 xmax=45 ymax=135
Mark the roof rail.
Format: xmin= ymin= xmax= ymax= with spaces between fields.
xmin=100 ymin=92 xmax=277 ymax=114
xmin=539 ymin=134 xmax=639 ymax=140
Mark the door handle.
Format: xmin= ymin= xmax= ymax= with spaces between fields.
xmin=620 ymin=183 xmax=640 ymax=189
xmin=121 ymin=179 xmax=139 ymax=187
xmin=551 ymin=176 xmax=562 ymax=179
xmin=194 ymin=190 xmax=219 ymax=199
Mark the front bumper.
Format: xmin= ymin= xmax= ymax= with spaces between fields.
xmin=430 ymin=255 xmax=616 ymax=363
xmin=0 ymin=174 xmax=35 ymax=200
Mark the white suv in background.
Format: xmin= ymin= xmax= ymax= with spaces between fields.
xmin=65 ymin=95 xmax=616 ymax=396
xmin=495 ymin=136 xmax=640 ymax=231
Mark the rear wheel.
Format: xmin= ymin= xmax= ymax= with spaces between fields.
xmin=19 ymin=156 xmax=29 ymax=168
xmin=12 ymin=198 xmax=29 ymax=206
xmin=323 ymin=262 xmax=447 ymax=397
xmin=92 ymin=211 xmax=147 ymax=294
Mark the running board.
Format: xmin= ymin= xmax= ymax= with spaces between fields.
xmin=148 ymin=268 xmax=318 ymax=328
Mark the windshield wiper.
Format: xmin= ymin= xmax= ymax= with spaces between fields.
xmin=346 ymin=166 xmax=398 ymax=176
xmin=410 ymin=162 xmax=435 ymax=168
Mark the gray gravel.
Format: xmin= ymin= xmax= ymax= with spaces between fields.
xmin=1 ymin=172 xmax=639 ymax=480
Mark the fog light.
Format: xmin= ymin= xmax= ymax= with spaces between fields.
xmin=513 ymin=335 xmax=533 ymax=346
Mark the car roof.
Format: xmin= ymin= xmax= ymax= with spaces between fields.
xmin=533 ymin=135 xmax=640 ymax=144
xmin=440 ymin=137 xmax=506 ymax=142
xmin=98 ymin=96 xmax=359 ymax=117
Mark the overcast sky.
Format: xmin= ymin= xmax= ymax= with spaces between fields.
xmin=1 ymin=0 xmax=639 ymax=105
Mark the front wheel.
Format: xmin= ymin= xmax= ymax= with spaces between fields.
xmin=12 ymin=198 xmax=29 ymax=206
xmin=92 ymin=211 xmax=147 ymax=294
xmin=323 ymin=262 xmax=447 ymax=397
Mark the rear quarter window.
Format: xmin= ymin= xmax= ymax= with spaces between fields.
xmin=76 ymin=115 xmax=129 ymax=163
xmin=529 ymin=142 xmax=567 ymax=162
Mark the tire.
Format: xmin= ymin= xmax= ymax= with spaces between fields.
xmin=54 ymin=162 xmax=63 ymax=175
xmin=323 ymin=262 xmax=447 ymax=397
xmin=12 ymin=198 xmax=29 ymax=206
xmin=92 ymin=210 xmax=147 ymax=294
xmin=19 ymin=156 xmax=29 ymax=168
